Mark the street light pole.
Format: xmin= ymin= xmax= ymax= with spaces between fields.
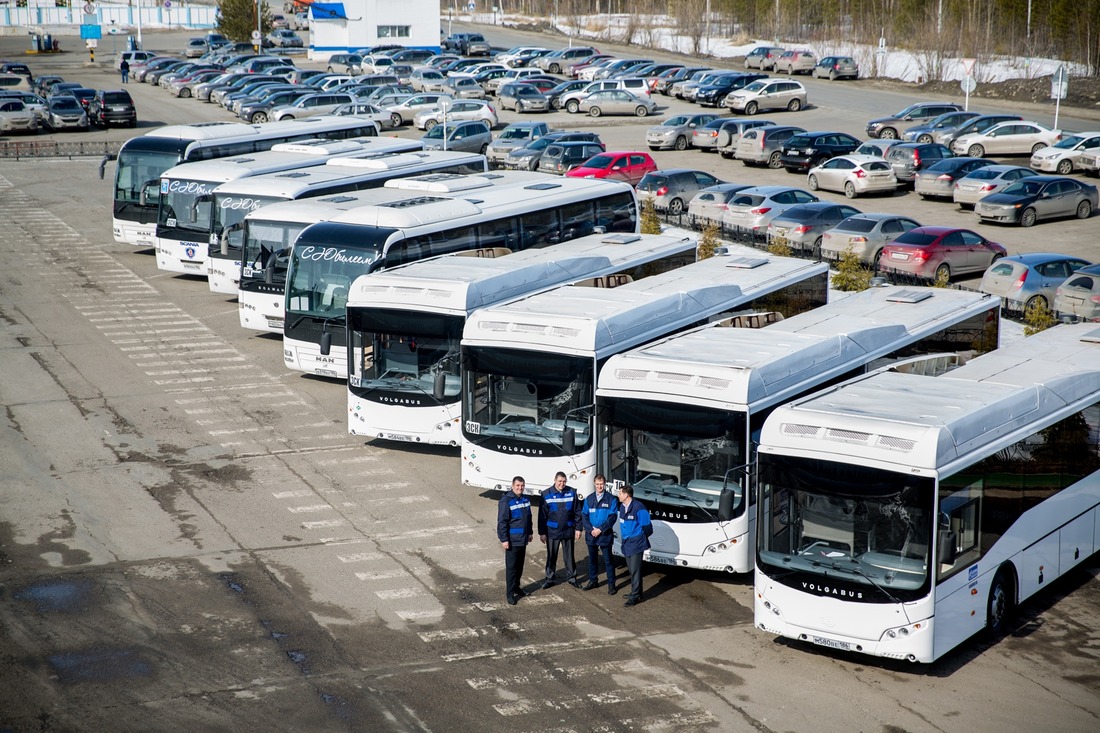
xmin=135 ymin=0 xmax=143 ymax=48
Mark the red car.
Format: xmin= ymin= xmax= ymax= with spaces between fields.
xmin=565 ymin=150 xmax=657 ymax=187
xmin=879 ymin=226 xmax=1006 ymax=280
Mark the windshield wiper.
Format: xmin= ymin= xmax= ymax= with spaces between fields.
xmin=821 ymin=558 xmax=904 ymax=606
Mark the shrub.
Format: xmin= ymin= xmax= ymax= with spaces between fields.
xmin=640 ymin=197 xmax=662 ymax=234
xmin=831 ymin=246 xmax=872 ymax=292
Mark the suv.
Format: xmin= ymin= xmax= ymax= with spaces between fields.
xmin=735 ymin=124 xmax=806 ymax=167
xmin=503 ymin=131 xmax=603 ymax=170
xmin=420 ymin=120 xmax=492 ymax=153
xmin=694 ymin=72 xmax=766 ymax=107
xmin=744 ymin=46 xmax=785 ymax=70
xmin=0 ymin=62 xmax=33 ymax=86
xmin=442 ymin=33 xmax=491 ymax=56
xmin=485 ymin=120 xmax=552 ymax=166
xmin=780 ymin=131 xmax=862 ymax=172
xmin=272 ymin=92 xmax=356 ymax=120
xmin=535 ymin=47 xmax=601 ymax=75
xmin=866 ymin=102 xmax=964 ymax=140
xmin=559 ymin=78 xmax=650 ymax=114
xmin=885 ymin=142 xmax=953 ymax=183
xmin=539 ymin=141 xmax=607 ymax=175
xmin=88 ymin=89 xmax=137 ymax=128
xmin=724 ymin=79 xmax=807 ymax=115
xmin=646 ymin=113 xmax=719 ymax=151
xmin=637 ymin=169 xmax=724 ymax=214
xmin=812 ymin=56 xmax=859 ymax=80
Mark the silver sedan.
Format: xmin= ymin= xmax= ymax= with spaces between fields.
xmin=807 ymin=155 xmax=897 ymax=198
xmin=819 ymin=213 xmax=922 ymax=266
xmin=579 ymin=90 xmax=659 ymax=118
xmin=952 ymin=165 xmax=1038 ymax=208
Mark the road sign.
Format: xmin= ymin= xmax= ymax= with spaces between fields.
xmin=79 ymin=24 xmax=102 ymax=40
xmin=1051 ymin=81 xmax=1068 ymax=100
xmin=250 ymin=30 xmax=262 ymax=41
xmin=960 ymin=77 xmax=977 ymax=93
xmin=85 ymin=39 xmax=98 ymax=49
xmin=961 ymin=58 xmax=976 ymax=76
xmin=467 ymin=1 xmax=475 ymax=9
xmin=163 ymin=0 xmax=171 ymax=7
xmin=83 ymin=2 xmax=95 ymax=14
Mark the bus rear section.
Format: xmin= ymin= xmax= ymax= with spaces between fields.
xmin=754 ymin=323 xmax=1100 ymax=663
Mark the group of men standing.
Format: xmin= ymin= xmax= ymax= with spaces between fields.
xmin=496 ymin=472 xmax=653 ymax=608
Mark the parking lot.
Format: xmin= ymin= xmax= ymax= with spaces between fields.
xmin=1 ymin=26 xmax=1100 ymax=733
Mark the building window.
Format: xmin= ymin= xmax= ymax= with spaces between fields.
xmin=377 ymin=25 xmax=410 ymax=38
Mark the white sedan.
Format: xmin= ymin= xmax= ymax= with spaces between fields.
xmin=952 ymin=120 xmax=1061 ymax=157
xmin=413 ymin=99 xmax=498 ymax=131
xmin=1029 ymin=131 xmax=1100 ymax=175
xmin=807 ymin=154 xmax=897 ymax=198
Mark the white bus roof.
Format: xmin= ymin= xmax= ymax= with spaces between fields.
xmin=325 ymin=172 xmax=633 ymax=230
xmin=143 ymin=115 xmax=381 ymax=142
xmin=597 ymin=286 xmax=998 ymax=412
xmin=159 ymin=136 xmax=422 ymax=184
xmin=760 ymin=323 xmax=1100 ymax=473
xmin=347 ymin=233 xmax=697 ymax=316
xmin=463 ymin=247 xmax=828 ymax=359
xmin=211 ymin=150 xmax=483 ymax=199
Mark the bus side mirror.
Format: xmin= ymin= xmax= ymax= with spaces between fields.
xmin=718 ymin=487 xmax=735 ymax=522
xmin=98 ymin=152 xmax=115 ymax=180
xmin=320 ymin=331 xmax=332 ymax=356
xmin=938 ymin=529 xmax=957 ymax=566
xmin=139 ymin=179 xmax=159 ymax=207
xmin=220 ymin=222 xmax=242 ymax=256
xmin=561 ymin=427 xmax=575 ymax=455
xmin=433 ymin=371 xmax=446 ymax=400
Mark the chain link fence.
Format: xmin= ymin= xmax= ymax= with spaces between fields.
xmin=0 ymin=140 xmax=124 ymax=160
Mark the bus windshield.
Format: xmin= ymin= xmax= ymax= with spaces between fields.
xmin=159 ymin=178 xmax=218 ymax=233
xmin=213 ymin=193 xmax=280 ymax=236
xmin=757 ymin=455 xmax=934 ymax=602
xmin=601 ymin=397 xmax=748 ymax=521
xmin=463 ymin=345 xmax=593 ymax=453
xmin=286 ymin=237 xmax=389 ymax=321
xmin=348 ymin=308 xmax=464 ymax=401
xmin=241 ymin=219 xmax=309 ymax=284
xmin=115 ymin=150 xmax=179 ymax=211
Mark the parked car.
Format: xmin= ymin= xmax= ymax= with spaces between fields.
xmin=32 ymin=74 xmax=65 ymax=96
xmin=565 ymin=151 xmax=657 ymax=187
xmin=44 ymin=95 xmax=89 ymax=131
xmin=386 ymin=93 xmax=453 ymax=127
xmin=0 ymin=98 xmax=39 ymax=134
xmin=485 ymin=120 xmax=552 ymax=167
xmin=636 ymin=169 xmax=724 ymax=215
xmin=952 ymin=120 xmax=1061 ymax=157
xmin=902 ymin=111 xmax=980 ymax=143
xmin=536 ymin=47 xmax=602 ymax=75
xmin=560 ymin=78 xmax=651 ymax=113
xmin=0 ymin=62 xmax=34 ymax=86
xmin=267 ymin=29 xmax=304 ymax=48
xmin=69 ymin=87 xmax=96 ymax=112
xmin=0 ymin=90 xmax=46 ymax=122
xmin=720 ymin=185 xmax=819 ymax=233
xmin=545 ymin=79 xmax=589 ymax=109
xmin=391 ymin=49 xmax=436 ymax=65
xmin=820 ymin=213 xmax=922 ymax=266
xmin=975 ymin=175 xmax=1097 ymax=227
xmin=708 ymin=119 xmax=775 ymax=159
xmin=443 ymin=76 xmax=488 ymax=100
xmin=807 ymin=154 xmax=897 ymax=198
xmin=413 ymin=99 xmax=497 ymax=130
xmin=901 ymin=157 xmax=994 ymax=200
xmin=866 ymin=102 xmax=964 ymax=140
xmin=809 ymin=55 xmax=858 ymax=79
xmin=503 ymin=132 xmax=603 ymax=171
xmin=270 ymin=14 xmax=290 ymax=29
xmin=184 ymin=38 xmax=208 ymax=58
xmin=767 ymin=201 xmax=864 ymax=255
xmin=1054 ymin=264 xmax=1100 ymax=321
xmin=935 ymin=113 xmax=1022 ymax=147
xmin=408 ymin=68 xmax=444 ymax=94
xmin=646 ymin=113 xmax=718 ymax=151
xmin=744 ymin=46 xmax=785 ymax=70
xmin=327 ymin=53 xmax=364 ymax=74
xmin=879 ymin=226 xmax=1006 ymax=280
xmin=420 ymin=119 xmax=492 ymax=153
xmin=580 ymin=89 xmax=658 ymax=118
xmin=1029 ymin=131 xmax=1100 ymax=175
xmin=539 ymin=141 xmax=610 ymax=175
xmin=239 ymin=88 xmax=311 ymax=122
xmin=115 ymin=51 xmax=156 ymax=71
xmin=442 ymin=33 xmax=491 ymax=56
xmin=735 ymin=124 xmax=806 ymax=168
xmin=272 ymin=92 xmax=356 ymax=120
xmin=952 ymin=164 xmax=1038 ymax=208
xmin=773 ymin=50 xmax=817 ymax=74
xmin=979 ymin=253 xmax=1092 ymax=311
xmin=725 ymin=79 xmax=807 ymax=115
xmin=780 ymin=131 xmax=862 ymax=172
xmin=88 ymin=89 xmax=136 ymax=128
xmin=290 ymin=11 xmax=310 ymax=30
xmin=683 ymin=183 xmax=755 ymax=225
xmin=884 ymin=142 xmax=953 ymax=184
xmin=694 ymin=72 xmax=767 ymax=107
xmin=655 ymin=66 xmax=711 ymax=95
xmin=503 ymin=83 xmax=551 ymax=112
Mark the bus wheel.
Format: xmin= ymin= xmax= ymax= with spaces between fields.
xmin=986 ymin=567 xmax=1016 ymax=638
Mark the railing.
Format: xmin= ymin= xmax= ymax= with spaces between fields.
xmin=0 ymin=139 xmax=123 ymax=159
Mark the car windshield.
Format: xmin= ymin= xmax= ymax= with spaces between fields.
xmin=499 ymin=127 xmax=532 ymax=141
xmin=892 ymin=231 xmax=938 ymax=246
xmin=891 ymin=104 xmax=919 ymax=117
xmin=837 ymin=216 xmax=880 ymax=233
xmin=423 ymin=126 xmax=448 ymax=140
xmin=663 ymin=116 xmax=689 ymax=126
xmin=1001 ymin=180 xmax=1044 ymax=196
xmin=729 ymin=194 xmax=765 ymax=206
xmin=637 ymin=175 xmax=668 ymax=191
xmin=51 ymin=98 xmax=81 ymax=110
xmin=741 ymin=81 xmax=766 ymax=92
xmin=1052 ymin=134 xmax=1087 ymax=149
xmin=965 ymin=168 xmax=1000 ymax=180
xmin=583 ymin=154 xmax=613 ymax=169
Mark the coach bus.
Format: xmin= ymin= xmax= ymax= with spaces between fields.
xmin=595 ymin=286 xmax=1000 ymax=574
xmin=208 ymin=150 xmax=486 ymax=295
xmin=283 ymin=172 xmax=639 ymax=379
xmin=346 ymin=233 xmax=698 ymax=446
xmin=460 ymin=246 xmax=829 ymax=496
xmin=106 ymin=116 xmax=381 ymax=247
xmin=754 ymin=323 xmax=1100 ymax=663
xmin=154 ymin=137 xmax=422 ymax=276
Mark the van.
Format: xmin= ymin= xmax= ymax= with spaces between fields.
xmin=560 ymin=78 xmax=650 ymax=114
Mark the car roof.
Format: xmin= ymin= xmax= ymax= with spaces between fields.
xmin=1001 ymin=252 xmax=1089 ymax=265
xmin=840 ymin=212 xmax=911 ymax=222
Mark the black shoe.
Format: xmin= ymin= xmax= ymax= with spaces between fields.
xmin=514 ymin=589 xmax=527 ymax=599
xmin=568 ymin=580 xmax=582 ymax=588
xmin=583 ymin=582 xmax=598 ymax=591
xmin=623 ymin=596 xmax=637 ymax=607
xmin=507 ymin=596 xmax=517 ymax=606
xmin=541 ymin=580 xmax=556 ymax=589
xmin=607 ymin=586 xmax=617 ymax=596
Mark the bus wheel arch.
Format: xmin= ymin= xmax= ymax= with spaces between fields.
xmin=986 ymin=564 xmax=1017 ymax=638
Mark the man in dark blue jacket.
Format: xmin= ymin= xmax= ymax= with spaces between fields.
xmin=581 ymin=474 xmax=618 ymax=594
xmin=538 ymin=471 xmax=583 ymax=589
xmin=617 ymin=484 xmax=653 ymax=607
xmin=497 ymin=476 xmax=533 ymax=605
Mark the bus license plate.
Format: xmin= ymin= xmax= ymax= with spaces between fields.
xmin=645 ymin=553 xmax=676 ymax=566
xmin=315 ymin=369 xmax=338 ymax=378
xmin=811 ymin=635 xmax=851 ymax=651
xmin=384 ymin=433 xmax=413 ymax=442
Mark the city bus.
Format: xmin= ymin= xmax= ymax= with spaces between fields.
xmin=754 ymin=323 xmax=1100 ymax=663
xmin=346 ymin=233 xmax=699 ymax=446
xmin=283 ymin=172 xmax=639 ymax=379
xmin=209 ymin=150 xmax=487 ymax=295
xmin=154 ymin=137 xmax=422 ymax=277
xmin=460 ymin=246 xmax=830 ymax=496
xmin=106 ymin=116 xmax=381 ymax=247
xmin=595 ymin=286 xmax=1000 ymax=574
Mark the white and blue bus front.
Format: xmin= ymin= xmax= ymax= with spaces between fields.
xmin=283 ymin=222 xmax=389 ymax=379
xmin=347 ymin=307 xmax=465 ymax=445
xmin=599 ymin=395 xmax=754 ymax=572
xmin=111 ymin=137 xmax=188 ymax=246
xmin=154 ymin=176 xmax=220 ymax=275
xmin=754 ymin=453 xmax=937 ymax=663
xmin=461 ymin=345 xmax=596 ymax=496
xmin=238 ymin=217 xmax=306 ymax=333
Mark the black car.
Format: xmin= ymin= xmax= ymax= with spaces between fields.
xmin=694 ymin=73 xmax=767 ymax=107
xmin=88 ymin=89 xmax=136 ymax=128
xmin=780 ymin=131 xmax=862 ymax=172
xmin=70 ymin=87 xmax=97 ymax=112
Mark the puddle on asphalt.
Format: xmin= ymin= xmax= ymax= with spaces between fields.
xmin=12 ymin=578 xmax=93 ymax=613
xmin=48 ymin=649 xmax=152 ymax=683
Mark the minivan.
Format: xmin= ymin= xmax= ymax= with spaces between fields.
xmin=539 ymin=141 xmax=607 ymax=175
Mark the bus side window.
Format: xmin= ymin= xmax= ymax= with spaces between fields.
xmin=937 ymin=483 xmax=982 ymax=579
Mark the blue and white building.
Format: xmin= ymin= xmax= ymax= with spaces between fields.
xmin=309 ymin=0 xmax=441 ymax=59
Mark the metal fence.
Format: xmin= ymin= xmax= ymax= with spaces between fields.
xmin=0 ymin=139 xmax=123 ymax=160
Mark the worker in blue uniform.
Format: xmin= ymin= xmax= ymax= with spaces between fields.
xmin=538 ymin=471 xmax=583 ymax=588
xmin=617 ymin=484 xmax=653 ymax=607
xmin=581 ymin=474 xmax=618 ymax=594
xmin=497 ymin=476 xmax=533 ymax=605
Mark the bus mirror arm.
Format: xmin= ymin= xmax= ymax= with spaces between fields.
xmin=98 ymin=153 xmax=116 ymax=180
xmin=938 ymin=529 xmax=957 ymax=566
xmin=433 ymin=371 xmax=447 ymax=400
xmin=188 ymin=194 xmax=211 ymax=224
xmin=138 ymin=179 xmax=159 ymax=207
xmin=320 ymin=331 xmax=332 ymax=356
xmin=220 ymin=222 xmax=243 ymax=256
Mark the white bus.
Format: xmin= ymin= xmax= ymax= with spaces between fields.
xmin=595 ymin=286 xmax=1001 ymax=574
xmin=154 ymin=137 xmax=423 ymax=277
xmin=754 ymin=323 xmax=1100 ymax=663
xmin=209 ymin=150 xmax=487 ymax=295
xmin=106 ymin=116 xmax=381 ymax=247
xmin=346 ymin=233 xmax=699 ymax=446
xmin=460 ymin=247 xmax=830 ymax=496
xmin=283 ymin=172 xmax=639 ymax=379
